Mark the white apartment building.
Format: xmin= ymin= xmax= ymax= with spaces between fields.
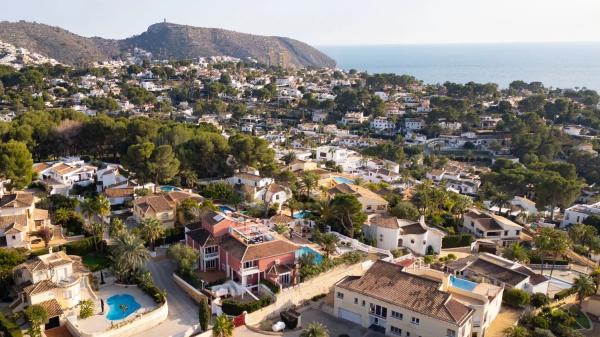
xmin=561 ymin=201 xmax=600 ymax=228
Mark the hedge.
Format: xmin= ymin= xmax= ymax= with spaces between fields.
xmin=554 ymin=287 xmax=576 ymax=300
xmin=0 ymin=313 xmax=23 ymax=337
xmin=60 ymin=236 xmax=97 ymax=255
xmin=442 ymin=234 xmax=474 ymax=248
xmin=221 ymin=297 xmax=272 ymax=316
xmin=260 ymin=279 xmax=281 ymax=294
xmin=139 ymin=281 xmax=166 ymax=304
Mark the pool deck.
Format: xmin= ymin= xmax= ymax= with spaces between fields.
xmin=68 ymin=280 xmax=157 ymax=334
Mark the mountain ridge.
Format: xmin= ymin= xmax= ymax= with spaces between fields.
xmin=0 ymin=21 xmax=336 ymax=68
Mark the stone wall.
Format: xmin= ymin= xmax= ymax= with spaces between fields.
xmin=172 ymin=273 xmax=207 ymax=303
xmin=245 ymin=260 xmax=372 ymax=325
xmin=65 ymin=300 xmax=168 ymax=337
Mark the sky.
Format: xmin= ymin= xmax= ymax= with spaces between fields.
xmin=2 ymin=0 xmax=600 ymax=46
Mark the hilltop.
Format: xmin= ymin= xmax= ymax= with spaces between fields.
xmin=0 ymin=21 xmax=335 ymax=68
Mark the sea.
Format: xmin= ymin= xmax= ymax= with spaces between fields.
xmin=318 ymin=42 xmax=600 ymax=91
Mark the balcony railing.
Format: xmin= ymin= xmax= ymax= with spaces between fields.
xmin=203 ymin=252 xmax=219 ymax=259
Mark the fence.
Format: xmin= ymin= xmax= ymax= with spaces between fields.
xmin=244 ymin=260 xmax=372 ymax=326
xmin=330 ymin=231 xmax=392 ymax=260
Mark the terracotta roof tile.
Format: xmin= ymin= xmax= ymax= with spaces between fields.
xmin=338 ymin=260 xmax=473 ymax=325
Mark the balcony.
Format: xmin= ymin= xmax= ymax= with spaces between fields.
xmin=203 ymin=252 xmax=219 ymax=260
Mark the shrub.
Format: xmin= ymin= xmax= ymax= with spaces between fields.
xmin=0 ymin=312 xmax=22 ymax=337
xmin=442 ymin=234 xmax=474 ymax=248
xmin=61 ymin=236 xmax=97 ymax=255
xmin=198 ymin=299 xmax=210 ymax=331
xmin=311 ymin=293 xmax=326 ymax=301
xmin=390 ymin=248 xmax=406 ymax=258
xmin=260 ymin=279 xmax=281 ymax=294
xmin=221 ymin=297 xmax=272 ymax=316
xmin=553 ymin=288 xmax=576 ymax=300
xmin=79 ymin=299 xmax=94 ymax=319
xmin=426 ymin=245 xmax=435 ymax=255
xmin=530 ymin=293 xmax=551 ymax=308
xmin=503 ymin=288 xmax=530 ymax=307
xmin=532 ymin=315 xmax=550 ymax=329
xmin=532 ymin=328 xmax=556 ymax=337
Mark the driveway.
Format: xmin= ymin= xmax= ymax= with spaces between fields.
xmin=129 ymin=257 xmax=199 ymax=337
xmin=235 ymin=308 xmax=381 ymax=337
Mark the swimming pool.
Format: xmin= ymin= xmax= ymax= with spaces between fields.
xmin=219 ymin=205 xmax=234 ymax=213
xmin=296 ymin=246 xmax=324 ymax=264
xmin=334 ymin=176 xmax=354 ymax=184
xmin=293 ymin=210 xmax=312 ymax=219
xmin=106 ymin=294 xmax=141 ymax=320
xmin=159 ymin=185 xmax=182 ymax=192
xmin=449 ymin=275 xmax=478 ymax=291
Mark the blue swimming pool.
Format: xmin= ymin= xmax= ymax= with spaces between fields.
xmin=334 ymin=176 xmax=354 ymax=184
xmin=159 ymin=185 xmax=182 ymax=192
xmin=106 ymin=294 xmax=141 ymax=321
xmin=293 ymin=210 xmax=312 ymax=219
xmin=219 ymin=205 xmax=234 ymax=213
xmin=449 ymin=275 xmax=478 ymax=291
xmin=296 ymin=246 xmax=324 ymax=265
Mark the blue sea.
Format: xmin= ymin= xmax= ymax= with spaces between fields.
xmin=319 ymin=43 xmax=600 ymax=90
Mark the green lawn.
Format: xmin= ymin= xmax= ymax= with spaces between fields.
xmin=82 ymin=254 xmax=111 ymax=272
xmin=570 ymin=306 xmax=592 ymax=330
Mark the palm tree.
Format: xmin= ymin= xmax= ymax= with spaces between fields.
xmin=111 ymin=232 xmax=151 ymax=282
xmin=502 ymin=243 xmax=530 ymax=264
xmin=318 ymin=233 xmax=339 ymax=258
xmin=80 ymin=197 xmax=96 ymax=225
xmin=301 ymin=171 xmax=319 ymax=199
xmin=109 ymin=218 xmax=125 ymax=238
xmin=502 ymin=326 xmax=529 ymax=337
xmin=534 ymin=228 xmax=571 ymax=277
xmin=140 ymin=217 xmax=165 ymax=251
xmin=491 ymin=192 xmax=511 ymax=215
xmin=96 ymin=195 xmax=111 ymax=224
xmin=284 ymin=197 xmax=302 ymax=217
xmin=572 ymin=275 xmax=596 ymax=307
xmin=591 ymin=267 xmax=600 ymax=291
xmin=212 ymin=314 xmax=234 ymax=337
xmin=300 ymin=322 xmax=329 ymax=337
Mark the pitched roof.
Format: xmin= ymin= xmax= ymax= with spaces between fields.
xmin=327 ymin=183 xmax=387 ymax=203
xmin=38 ymin=299 xmax=64 ymax=317
xmin=105 ymin=187 xmax=135 ymax=198
xmin=0 ymin=213 xmax=28 ymax=230
xmin=466 ymin=258 xmax=528 ymax=287
xmin=368 ymin=214 xmax=399 ymax=229
xmin=33 ymin=162 xmax=51 ymax=173
xmin=0 ymin=192 xmax=34 ymax=209
xmin=133 ymin=195 xmax=173 ymax=214
xmin=23 ymin=279 xmax=57 ymax=295
xmin=243 ymin=240 xmax=298 ymax=262
xmin=338 ymin=260 xmax=473 ymax=325
xmin=400 ymin=222 xmax=428 ymax=235
xmin=187 ymin=228 xmax=213 ymax=247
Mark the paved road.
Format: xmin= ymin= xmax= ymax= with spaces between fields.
xmin=130 ymin=257 xmax=199 ymax=337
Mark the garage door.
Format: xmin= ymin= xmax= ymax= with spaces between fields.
xmin=339 ymin=308 xmax=362 ymax=325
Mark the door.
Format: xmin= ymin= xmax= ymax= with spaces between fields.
xmin=339 ymin=308 xmax=362 ymax=325
xmin=45 ymin=316 xmax=60 ymax=330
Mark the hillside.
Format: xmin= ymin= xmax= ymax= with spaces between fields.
xmin=0 ymin=21 xmax=335 ymax=68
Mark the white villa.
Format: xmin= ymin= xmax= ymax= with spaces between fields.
xmin=363 ymin=215 xmax=445 ymax=255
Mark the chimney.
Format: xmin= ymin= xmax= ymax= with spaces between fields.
xmin=419 ymin=215 xmax=425 ymax=226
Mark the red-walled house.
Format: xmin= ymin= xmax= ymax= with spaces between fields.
xmin=185 ymin=210 xmax=299 ymax=290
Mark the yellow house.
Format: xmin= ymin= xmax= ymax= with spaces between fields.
xmin=334 ymin=260 xmax=474 ymax=337
xmin=327 ymin=183 xmax=388 ymax=213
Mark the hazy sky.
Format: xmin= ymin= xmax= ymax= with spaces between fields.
xmin=2 ymin=0 xmax=600 ymax=46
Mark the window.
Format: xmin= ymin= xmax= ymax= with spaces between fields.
xmin=369 ymin=303 xmax=387 ymax=318
xmin=362 ymin=300 xmax=366 ymax=307
xmin=411 ymin=317 xmax=420 ymax=325
xmin=515 ymin=230 xmax=520 ymax=236
xmin=366 ymin=205 xmax=372 ymax=210
xmin=243 ymin=260 xmax=257 ymax=269
xmin=390 ymin=326 xmax=402 ymax=335
xmin=410 ymin=239 xmax=415 ymax=244
xmin=354 ymin=298 xmax=358 ymax=304
xmin=504 ymin=230 xmax=508 ymax=236
xmin=447 ymin=329 xmax=456 ymax=337
xmin=391 ymin=311 xmax=403 ymax=320
xmin=205 ymin=246 xmax=218 ymax=255
xmin=205 ymin=259 xmax=218 ymax=269
xmin=406 ymin=332 xmax=411 ymax=337
xmin=380 ymin=234 xmax=383 ymax=242
xmin=336 ymin=292 xmax=344 ymax=299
